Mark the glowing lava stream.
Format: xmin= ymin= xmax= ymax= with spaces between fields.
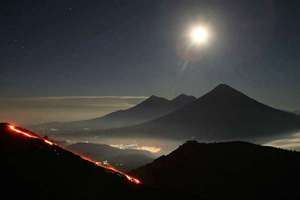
xmin=7 ymin=125 xmax=141 ymax=185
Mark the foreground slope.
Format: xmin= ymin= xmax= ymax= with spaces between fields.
xmin=109 ymin=84 xmax=300 ymax=140
xmin=132 ymin=140 xmax=300 ymax=199
xmin=33 ymin=94 xmax=196 ymax=132
xmin=0 ymin=123 xmax=193 ymax=200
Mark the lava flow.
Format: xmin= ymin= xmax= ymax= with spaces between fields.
xmin=7 ymin=124 xmax=141 ymax=185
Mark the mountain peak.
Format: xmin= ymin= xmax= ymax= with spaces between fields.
xmin=213 ymin=84 xmax=239 ymax=92
xmin=173 ymin=94 xmax=189 ymax=98
xmin=172 ymin=94 xmax=196 ymax=101
xmin=148 ymin=95 xmax=162 ymax=100
xmin=171 ymin=94 xmax=196 ymax=105
xmin=200 ymin=83 xmax=248 ymax=102
xmin=142 ymin=95 xmax=169 ymax=104
xmin=131 ymin=95 xmax=170 ymax=111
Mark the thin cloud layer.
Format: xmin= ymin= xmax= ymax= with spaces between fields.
xmin=0 ymin=96 xmax=146 ymax=125
xmin=265 ymin=132 xmax=300 ymax=151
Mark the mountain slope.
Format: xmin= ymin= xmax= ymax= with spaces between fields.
xmin=68 ymin=142 xmax=155 ymax=171
xmin=109 ymin=84 xmax=300 ymax=141
xmin=132 ymin=140 xmax=300 ymax=199
xmin=0 ymin=123 xmax=171 ymax=200
xmin=33 ymin=94 xmax=196 ymax=132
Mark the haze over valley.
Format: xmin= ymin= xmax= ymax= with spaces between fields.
xmin=27 ymin=84 xmax=300 ymax=156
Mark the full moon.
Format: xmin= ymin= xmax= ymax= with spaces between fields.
xmin=189 ymin=25 xmax=209 ymax=46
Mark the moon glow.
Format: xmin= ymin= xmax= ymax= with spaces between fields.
xmin=189 ymin=25 xmax=210 ymax=46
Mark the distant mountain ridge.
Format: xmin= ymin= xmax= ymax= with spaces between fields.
xmin=68 ymin=142 xmax=155 ymax=171
xmin=104 ymin=84 xmax=300 ymax=141
xmin=131 ymin=140 xmax=300 ymax=199
xmin=32 ymin=94 xmax=196 ymax=132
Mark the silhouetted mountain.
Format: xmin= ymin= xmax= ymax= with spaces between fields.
xmin=68 ymin=142 xmax=155 ymax=171
xmin=132 ymin=140 xmax=300 ymax=199
xmin=171 ymin=94 xmax=197 ymax=107
xmin=32 ymin=94 xmax=196 ymax=133
xmin=0 ymin=123 xmax=192 ymax=200
xmin=109 ymin=84 xmax=300 ymax=141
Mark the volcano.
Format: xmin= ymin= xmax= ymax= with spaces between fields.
xmin=107 ymin=84 xmax=300 ymax=141
xmin=1 ymin=123 xmax=192 ymax=199
xmin=33 ymin=94 xmax=196 ymax=132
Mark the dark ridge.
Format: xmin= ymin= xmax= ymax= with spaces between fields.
xmin=132 ymin=140 xmax=300 ymax=200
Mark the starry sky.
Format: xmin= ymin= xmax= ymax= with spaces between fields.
xmin=1 ymin=0 xmax=300 ymax=124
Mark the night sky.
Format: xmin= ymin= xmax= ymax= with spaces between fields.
xmin=1 ymin=0 xmax=300 ymax=124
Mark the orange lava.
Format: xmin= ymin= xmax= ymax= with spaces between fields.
xmin=7 ymin=124 xmax=141 ymax=185
xmin=9 ymin=125 xmax=39 ymax=139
